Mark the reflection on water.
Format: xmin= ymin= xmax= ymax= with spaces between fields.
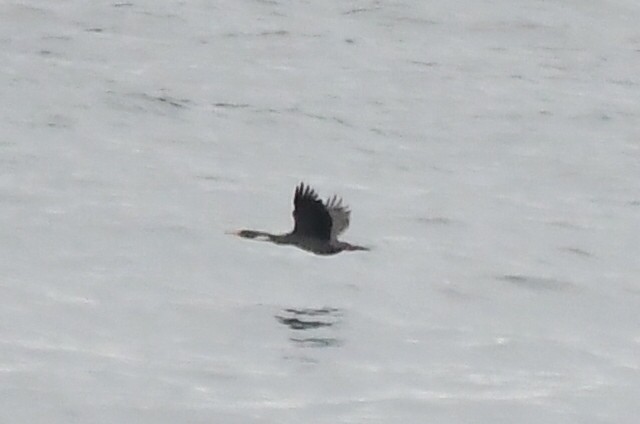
xmin=275 ymin=307 xmax=343 ymax=348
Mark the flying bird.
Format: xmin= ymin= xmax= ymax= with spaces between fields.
xmin=229 ymin=182 xmax=369 ymax=255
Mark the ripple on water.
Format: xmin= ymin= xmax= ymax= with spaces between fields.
xmin=498 ymin=274 xmax=575 ymax=292
xmin=560 ymin=247 xmax=593 ymax=258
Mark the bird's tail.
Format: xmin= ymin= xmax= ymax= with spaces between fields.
xmin=344 ymin=243 xmax=370 ymax=252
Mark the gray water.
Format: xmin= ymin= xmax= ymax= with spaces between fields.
xmin=1 ymin=1 xmax=639 ymax=422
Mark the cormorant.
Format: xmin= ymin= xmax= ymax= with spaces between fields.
xmin=229 ymin=182 xmax=369 ymax=255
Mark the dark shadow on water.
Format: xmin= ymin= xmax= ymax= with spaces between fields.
xmin=276 ymin=316 xmax=332 ymax=330
xmin=289 ymin=337 xmax=343 ymax=348
xmin=275 ymin=307 xmax=343 ymax=348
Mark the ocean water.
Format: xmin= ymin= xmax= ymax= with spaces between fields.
xmin=1 ymin=1 xmax=639 ymax=423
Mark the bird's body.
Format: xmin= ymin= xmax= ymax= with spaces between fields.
xmin=230 ymin=183 xmax=368 ymax=255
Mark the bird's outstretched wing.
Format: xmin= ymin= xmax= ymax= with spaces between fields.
xmin=291 ymin=183 xmax=332 ymax=240
xmin=325 ymin=195 xmax=351 ymax=241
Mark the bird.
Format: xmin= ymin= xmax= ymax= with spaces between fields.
xmin=228 ymin=182 xmax=369 ymax=255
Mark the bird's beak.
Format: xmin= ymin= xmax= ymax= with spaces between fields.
xmin=225 ymin=230 xmax=241 ymax=236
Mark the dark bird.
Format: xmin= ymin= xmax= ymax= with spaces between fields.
xmin=229 ymin=183 xmax=369 ymax=255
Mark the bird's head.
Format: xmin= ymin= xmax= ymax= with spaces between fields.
xmin=226 ymin=229 xmax=272 ymax=241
